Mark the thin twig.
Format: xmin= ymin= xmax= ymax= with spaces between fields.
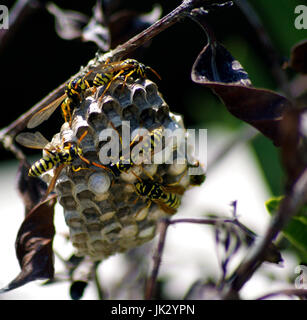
xmin=0 ymin=133 xmax=25 ymax=161
xmin=256 ymin=288 xmax=307 ymax=300
xmin=145 ymin=218 xmax=170 ymax=300
xmin=93 ymin=261 xmax=104 ymax=300
xmin=0 ymin=0 xmax=208 ymax=141
xmin=222 ymin=168 xmax=307 ymax=299
xmin=105 ymin=0 xmax=204 ymax=62
xmin=145 ymin=215 xmax=262 ymax=299
xmin=0 ymin=82 xmax=66 ymax=140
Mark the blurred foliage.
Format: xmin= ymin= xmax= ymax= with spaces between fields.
xmin=251 ymin=135 xmax=284 ymax=196
xmin=249 ymin=0 xmax=306 ymax=54
xmin=266 ymin=196 xmax=307 ymax=261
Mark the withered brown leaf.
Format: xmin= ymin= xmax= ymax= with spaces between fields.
xmin=0 ymin=195 xmax=56 ymax=293
xmin=192 ymin=41 xmax=293 ymax=146
xmin=288 ymin=40 xmax=307 ymax=74
xmin=16 ymin=160 xmax=47 ymax=215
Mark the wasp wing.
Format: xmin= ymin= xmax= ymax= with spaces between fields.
xmin=90 ymin=61 xmax=134 ymax=75
xmin=44 ymin=164 xmax=65 ymax=199
xmin=152 ymin=199 xmax=177 ymax=215
xmin=15 ymin=132 xmax=50 ymax=149
xmin=27 ymin=94 xmax=66 ymax=129
xmin=161 ymin=184 xmax=185 ymax=195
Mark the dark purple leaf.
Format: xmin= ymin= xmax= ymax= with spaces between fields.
xmin=0 ymin=195 xmax=56 ymax=293
xmin=280 ymin=109 xmax=304 ymax=186
xmin=16 ymin=160 xmax=47 ymax=215
xmin=192 ymin=42 xmax=292 ymax=146
xmin=192 ymin=41 xmax=251 ymax=85
xmin=288 ymin=40 xmax=307 ymax=74
xmin=70 ymin=281 xmax=88 ymax=300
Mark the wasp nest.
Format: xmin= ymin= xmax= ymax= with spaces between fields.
xmin=50 ymin=77 xmax=204 ymax=261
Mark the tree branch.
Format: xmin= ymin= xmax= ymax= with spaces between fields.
xmin=0 ymin=0 xmax=210 ymax=142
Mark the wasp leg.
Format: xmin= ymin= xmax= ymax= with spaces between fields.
xmin=78 ymin=154 xmax=108 ymax=171
xmin=165 ymin=167 xmax=187 ymax=187
xmin=122 ymin=69 xmax=136 ymax=87
xmin=98 ymin=69 xmax=125 ymax=102
xmin=134 ymin=199 xmax=151 ymax=221
xmin=142 ymin=169 xmax=155 ymax=181
xmin=78 ymin=130 xmax=88 ymax=143
xmin=71 ymin=165 xmax=90 ymax=172
xmin=61 ymin=100 xmax=72 ymax=124
xmin=43 ymin=164 xmax=65 ymax=200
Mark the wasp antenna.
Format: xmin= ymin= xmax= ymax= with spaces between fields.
xmin=147 ymin=66 xmax=161 ymax=80
xmin=167 ymin=167 xmax=188 ymax=186
xmin=109 ymin=121 xmax=123 ymax=146
xmin=131 ymin=170 xmax=142 ymax=182
xmin=85 ymin=70 xmax=93 ymax=77
xmin=143 ymin=169 xmax=154 ymax=181
xmin=79 ymin=130 xmax=88 ymax=143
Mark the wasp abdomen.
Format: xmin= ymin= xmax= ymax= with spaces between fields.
xmin=162 ymin=192 xmax=180 ymax=209
xmin=29 ymin=154 xmax=59 ymax=177
xmin=93 ymin=73 xmax=113 ymax=88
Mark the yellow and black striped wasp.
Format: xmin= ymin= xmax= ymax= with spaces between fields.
xmin=132 ymin=172 xmax=185 ymax=215
xmin=27 ymin=59 xmax=160 ymax=129
xmin=16 ymin=130 xmax=105 ymax=197
xmin=111 ymin=58 xmax=161 ymax=82
xmin=27 ymin=73 xmax=92 ymax=129
xmin=130 ymin=126 xmax=164 ymax=160
xmin=92 ymin=58 xmax=161 ymax=101
xmin=102 ymin=124 xmax=165 ymax=178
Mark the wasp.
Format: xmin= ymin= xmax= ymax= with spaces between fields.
xmin=114 ymin=59 xmax=161 ymax=82
xmin=16 ymin=130 xmax=105 ymax=196
xmin=27 ymin=59 xmax=160 ymax=129
xmin=27 ymin=73 xmax=92 ymax=129
xmin=93 ymin=58 xmax=161 ymax=101
xmin=131 ymin=126 xmax=164 ymax=156
xmin=133 ymin=172 xmax=185 ymax=215
xmin=102 ymin=124 xmax=165 ymax=178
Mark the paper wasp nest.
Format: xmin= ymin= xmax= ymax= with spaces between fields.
xmin=50 ymin=77 xmax=203 ymax=261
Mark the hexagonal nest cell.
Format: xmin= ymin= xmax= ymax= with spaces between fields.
xmin=49 ymin=75 xmax=205 ymax=261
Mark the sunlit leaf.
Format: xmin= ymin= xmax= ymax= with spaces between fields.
xmin=266 ymin=196 xmax=307 ymax=255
